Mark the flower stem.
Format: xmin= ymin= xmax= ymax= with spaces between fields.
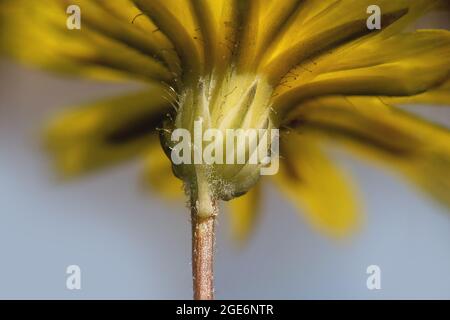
xmin=191 ymin=167 xmax=216 ymax=300
xmin=191 ymin=210 xmax=216 ymax=300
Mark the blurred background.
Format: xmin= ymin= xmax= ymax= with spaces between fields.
xmin=0 ymin=11 xmax=449 ymax=300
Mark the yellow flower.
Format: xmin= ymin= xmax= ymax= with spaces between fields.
xmin=1 ymin=0 xmax=449 ymax=239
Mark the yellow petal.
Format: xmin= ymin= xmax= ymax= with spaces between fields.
xmin=191 ymin=0 xmax=238 ymax=75
xmin=143 ymin=142 xmax=184 ymax=199
xmin=225 ymin=183 xmax=261 ymax=243
xmin=384 ymin=78 xmax=450 ymax=106
xmin=260 ymin=0 xmax=437 ymax=82
xmin=71 ymin=0 xmax=181 ymax=76
xmin=45 ymin=85 xmax=173 ymax=177
xmin=273 ymin=134 xmax=360 ymax=237
xmin=133 ymin=0 xmax=204 ymax=80
xmin=0 ymin=0 xmax=173 ymax=83
xmin=236 ymin=0 xmax=301 ymax=73
xmin=272 ymin=30 xmax=450 ymax=116
xmin=286 ymin=96 xmax=450 ymax=207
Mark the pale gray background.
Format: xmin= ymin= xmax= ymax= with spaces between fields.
xmin=1 ymin=60 xmax=449 ymax=299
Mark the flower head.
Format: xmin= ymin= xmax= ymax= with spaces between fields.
xmin=2 ymin=0 xmax=450 ymax=239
